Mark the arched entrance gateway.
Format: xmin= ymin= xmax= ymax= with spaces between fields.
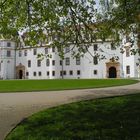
xmin=109 ymin=67 xmax=117 ymax=78
xmin=16 ymin=63 xmax=25 ymax=79
xmin=19 ymin=70 xmax=23 ymax=79
xmin=106 ymin=59 xmax=120 ymax=78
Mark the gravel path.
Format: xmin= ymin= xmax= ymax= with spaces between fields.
xmin=1 ymin=82 xmax=140 ymax=140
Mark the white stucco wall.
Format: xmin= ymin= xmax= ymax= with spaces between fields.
xmin=1 ymin=38 xmax=139 ymax=80
xmin=15 ymin=41 xmax=124 ymax=79
xmin=0 ymin=40 xmax=16 ymax=79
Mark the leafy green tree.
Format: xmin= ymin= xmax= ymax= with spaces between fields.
xmin=99 ymin=0 xmax=140 ymax=46
xmin=0 ymin=0 xmax=140 ymax=51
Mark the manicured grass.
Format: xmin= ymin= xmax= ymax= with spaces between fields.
xmin=6 ymin=94 xmax=140 ymax=140
xmin=0 ymin=79 xmax=138 ymax=92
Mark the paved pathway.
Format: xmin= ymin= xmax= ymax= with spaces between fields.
xmin=1 ymin=82 xmax=140 ymax=140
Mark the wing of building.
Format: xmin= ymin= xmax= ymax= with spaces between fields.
xmin=0 ymin=38 xmax=140 ymax=80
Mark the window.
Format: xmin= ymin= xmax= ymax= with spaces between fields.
xmin=19 ymin=50 xmax=22 ymax=57
xmin=93 ymin=56 xmax=98 ymax=65
xmin=65 ymin=47 xmax=70 ymax=53
xmin=60 ymin=71 xmax=66 ymax=76
xmin=26 ymin=72 xmax=29 ymax=76
xmin=126 ymin=66 xmax=130 ymax=74
xmin=93 ymin=70 xmax=98 ymax=75
xmin=111 ymin=42 xmax=116 ymax=50
xmin=37 ymin=60 xmax=41 ymax=67
xmin=33 ymin=49 xmax=37 ymax=55
xmin=52 ymin=34 xmax=56 ymax=41
xmin=47 ymin=71 xmax=50 ymax=76
xmin=28 ymin=60 xmax=31 ymax=67
xmin=52 ymin=71 xmax=55 ymax=76
xmin=57 ymin=47 xmax=61 ymax=52
xmin=45 ymin=48 xmax=48 ymax=54
xmin=24 ymin=50 xmax=27 ymax=56
xmin=69 ymin=70 xmax=73 ymax=75
xmin=126 ymin=48 xmax=130 ymax=57
xmin=93 ymin=44 xmax=98 ymax=51
xmin=60 ymin=60 xmax=62 ymax=65
xmin=65 ymin=57 xmax=70 ymax=65
xmin=52 ymin=60 xmax=55 ymax=66
xmin=33 ymin=72 xmax=36 ymax=76
xmin=60 ymin=71 xmax=62 ymax=76
xmin=63 ymin=71 xmax=66 ymax=75
xmin=138 ymin=48 xmax=140 ymax=56
xmin=77 ymin=70 xmax=81 ymax=75
xmin=7 ymin=50 xmax=11 ymax=57
xmin=38 ymin=71 xmax=42 ymax=76
xmin=46 ymin=59 xmax=50 ymax=66
xmin=7 ymin=42 xmax=11 ymax=47
xmin=76 ymin=57 xmax=80 ymax=65
xmin=52 ymin=47 xmax=55 ymax=52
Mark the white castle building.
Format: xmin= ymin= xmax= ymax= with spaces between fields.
xmin=0 ymin=38 xmax=140 ymax=80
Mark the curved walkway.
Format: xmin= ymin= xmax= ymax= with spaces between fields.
xmin=1 ymin=82 xmax=140 ymax=140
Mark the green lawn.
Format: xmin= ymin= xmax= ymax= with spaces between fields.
xmin=6 ymin=94 xmax=140 ymax=140
xmin=0 ymin=79 xmax=138 ymax=92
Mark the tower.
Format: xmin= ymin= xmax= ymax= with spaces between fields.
xmin=0 ymin=39 xmax=16 ymax=79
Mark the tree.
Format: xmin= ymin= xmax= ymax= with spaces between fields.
xmin=0 ymin=0 xmax=140 ymax=53
xmin=99 ymin=0 xmax=140 ymax=46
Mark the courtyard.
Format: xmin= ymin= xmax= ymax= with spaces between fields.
xmin=0 ymin=79 xmax=140 ymax=139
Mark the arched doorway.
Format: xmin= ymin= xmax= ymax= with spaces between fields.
xmin=16 ymin=63 xmax=25 ymax=79
xmin=106 ymin=60 xmax=120 ymax=78
xmin=19 ymin=70 xmax=23 ymax=79
xmin=109 ymin=67 xmax=117 ymax=78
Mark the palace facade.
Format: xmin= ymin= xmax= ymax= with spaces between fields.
xmin=0 ymin=39 xmax=139 ymax=80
